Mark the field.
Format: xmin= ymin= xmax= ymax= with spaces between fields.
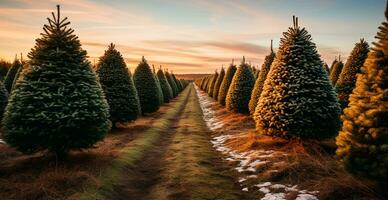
xmin=0 ymin=1 xmax=386 ymax=200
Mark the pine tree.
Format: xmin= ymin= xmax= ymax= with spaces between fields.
xmin=329 ymin=57 xmax=338 ymax=74
xmin=336 ymin=7 xmax=388 ymax=181
xmin=165 ymin=70 xmax=178 ymax=97
xmin=324 ymin=63 xmax=330 ymax=74
xmin=336 ymin=39 xmax=369 ymax=109
xmin=208 ymin=71 xmax=218 ymax=97
xmin=172 ymin=73 xmax=182 ymax=93
xmin=157 ymin=67 xmax=173 ymax=103
xmin=96 ymin=43 xmax=141 ymax=126
xmin=254 ymin=17 xmax=341 ymax=139
xmin=330 ymin=57 xmax=344 ymax=85
xmin=226 ymin=57 xmax=255 ymax=114
xmin=133 ymin=57 xmax=160 ymax=114
xmin=249 ymin=40 xmax=275 ymax=115
xmin=206 ymin=74 xmax=213 ymax=94
xmin=153 ymin=65 xmax=164 ymax=105
xmin=4 ymin=57 xmax=22 ymax=93
xmin=218 ymin=62 xmax=237 ymax=106
xmin=2 ymin=5 xmax=110 ymax=155
xmin=0 ymin=81 xmax=8 ymax=121
xmin=213 ymin=67 xmax=225 ymax=100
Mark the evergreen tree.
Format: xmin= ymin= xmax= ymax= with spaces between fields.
xmin=96 ymin=43 xmax=141 ymax=126
xmin=2 ymin=5 xmax=110 ymax=155
xmin=133 ymin=57 xmax=160 ymax=114
xmin=226 ymin=57 xmax=255 ymax=114
xmin=254 ymin=17 xmax=341 ymax=139
xmin=249 ymin=40 xmax=275 ymax=115
xmin=165 ymin=70 xmax=178 ymax=97
xmin=157 ymin=67 xmax=173 ymax=103
xmin=153 ymin=65 xmax=164 ymax=105
xmin=213 ymin=67 xmax=225 ymax=100
xmin=218 ymin=62 xmax=237 ymax=106
xmin=172 ymin=73 xmax=182 ymax=93
xmin=330 ymin=57 xmax=344 ymax=85
xmin=0 ymin=81 xmax=8 ymax=121
xmin=329 ymin=57 xmax=338 ymax=74
xmin=336 ymin=39 xmax=369 ymax=109
xmin=336 ymin=8 xmax=388 ymax=181
xmin=324 ymin=63 xmax=330 ymax=74
xmin=203 ymin=76 xmax=210 ymax=91
xmin=208 ymin=71 xmax=218 ymax=97
xmin=4 ymin=57 xmax=22 ymax=93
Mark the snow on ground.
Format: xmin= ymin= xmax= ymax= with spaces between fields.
xmin=0 ymin=139 xmax=5 ymax=144
xmin=194 ymin=84 xmax=319 ymax=200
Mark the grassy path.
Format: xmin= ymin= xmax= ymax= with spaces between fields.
xmin=114 ymin=84 xmax=251 ymax=200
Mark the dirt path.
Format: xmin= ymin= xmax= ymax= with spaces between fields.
xmin=115 ymin=84 xmax=251 ymax=200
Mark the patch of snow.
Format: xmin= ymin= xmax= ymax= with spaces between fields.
xmin=238 ymin=178 xmax=247 ymax=183
xmin=246 ymin=175 xmax=258 ymax=179
xmin=271 ymin=184 xmax=287 ymax=189
xmin=242 ymin=187 xmax=249 ymax=192
xmin=0 ymin=139 xmax=5 ymax=144
xmin=295 ymin=193 xmax=319 ymax=200
xmin=261 ymin=193 xmax=286 ymax=200
xmin=256 ymin=182 xmax=272 ymax=187
xmin=259 ymin=187 xmax=270 ymax=194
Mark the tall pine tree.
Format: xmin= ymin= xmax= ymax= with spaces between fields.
xmin=0 ymin=81 xmax=8 ymax=121
xmin=330 ymin=57 xmax=344 ymax=85
xmin=97 ymin=43 xmax=141 ymax=127
xmin=336 ymin=39 xmax=369 ymax=109
xmin=213 ymin=67 xmax=225 ymax=100
xmin=133 ymin=57 xmax=160 ymax=114
xmin=336 ymin=7 xmax=388 ymax=181
xmin=4 ymin=57 xmax=22 ymax=93
xmin=165 ymin=70 xmax=178 ymax=97
xmin=249 ymin=40 xmax=275 ymax=115
xmin=254 ymin=17 xmax=341 ymax=139
xmin=208 ymin=71 xmax=218 ymax=97
xmin=157 ymin=67 xmax=173 ymax=103
xmin=218 ymin=61 xmax=237 ymax=106
xmin=226 ymin=57 xmax=255 ymax=114
xmin=153 ymin=65 xmax=164 ymax=105
xmin=3 ymin=5 xmax=110 ymax=155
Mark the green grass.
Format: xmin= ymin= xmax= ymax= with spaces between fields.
xmin=69 ymin=86 xmax=191 ymax=200
xmin=145 ymin=86 xmax=250 ymax=200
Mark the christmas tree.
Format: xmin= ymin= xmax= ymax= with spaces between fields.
xmin=208 ymin=71 xmax=218 ymax=97
xmin=96 ymin=43 xmax=141 ymax=127
xmin=153 ymin=65 xmax=164 ymax=105
xmin=3 ymin=5 xmax=110 ymax=155
xmin=213 ymin=67 xmax=225 ymax=100
xmin=336 ymin=6 xmax=388 ymax=181
xmin=226 ymin=57 xmax=255 ymax=114
xmin=133 ymin=57 xmax=160 ymax=114
xmin=165 ymin=70 xmax=178 ymax=97
xmin=336 ymin=39 xmax=369 ymax=109
xmin=218 ymin=61 xmax=237 ymax=106
xmin=157 ymin=67 xmax=173 ymax=103
xmin=4 ymin=57 xmax=22 ymax=93
xmin=249 ymin=40 xmax=275 ymax=115
xmin=329 ymin=57 xmax=344 ymax=85
xmin=254 ymin=17 xmax=341 ymax=139
xmin=0 ymin=81 xmax=8 ymax=120
xmin=172 ymin=73 xmax=182 ymax=93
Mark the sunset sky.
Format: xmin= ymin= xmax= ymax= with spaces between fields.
xmin=0 ymin=0 xmax=385 ymax=73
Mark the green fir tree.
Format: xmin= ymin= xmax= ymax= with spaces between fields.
xmin=336 ymin=7 xmax=388 ymax=181
xmin=97 ymin=43 xmax=141 ymax=126
xmin=157 ymin=67 xmax=173 ymax=103
xmin=254 ymin=17 xmax=341 ymax=139
xmin=218 ymin=61 xmax=237 ymax=106
xmin=226 ymin=57 xmax=255 ymax=114
xmin=213 ymin=67 xmax=225 ymax=100
xmin=3 ymin=5 xmax=110 ymax=155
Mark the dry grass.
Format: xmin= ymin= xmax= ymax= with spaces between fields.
xmin=206 ymin=99 xmax=386 ymax=200
xmin=0 ymin=101 xmax=175 ymax=200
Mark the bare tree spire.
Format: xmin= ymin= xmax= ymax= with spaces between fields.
xmin=57 ymin=5 xmax=60 ymax=24
xmin=270 ymin=39 xmax=273 ymax=52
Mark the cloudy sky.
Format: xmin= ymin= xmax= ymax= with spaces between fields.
xmin=0 ymin=0 xmax=385 ymax=73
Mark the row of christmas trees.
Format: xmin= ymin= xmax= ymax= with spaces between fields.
xmin=195 ymin=9 xmax=387 ymax=182
xmin=0 ymin=5 xmax=188 ymax=157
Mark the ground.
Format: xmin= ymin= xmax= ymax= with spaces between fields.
xmin=0 ymin=83 xmax=385 ymax=200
